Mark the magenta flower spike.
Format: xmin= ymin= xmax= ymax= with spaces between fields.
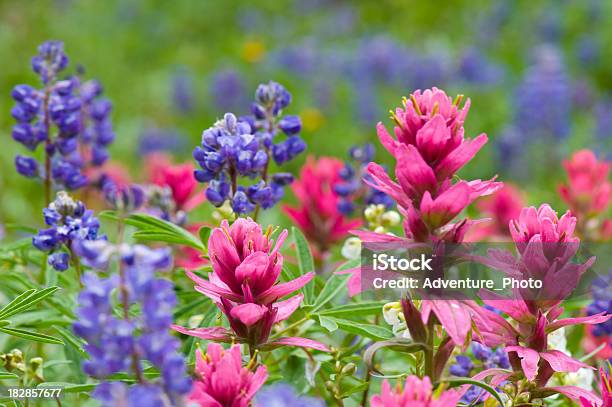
xmin=173 ymin=218 xmax=329 ymax=352
xmin=188 ymin=343 xmax=268 ymax=407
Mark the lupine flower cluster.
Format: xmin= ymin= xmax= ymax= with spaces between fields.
xmin=11 ymin=41 xmax=114 ymax=191
xmin=334 ymin=143 xmax=394 ymax=215
xmin=32 ymin=191 xmax=100 ymax=271
xmin=283 ymin=156 xmax=362 ymax=259
xmin=188 ymin=343 xmax=267 ymax=407
xmin=193 ymin=81 xmax=304 ymax=214
xmin=73 ymin=241 xmax=191 ymax=406
xmin=585 ymin=270 xmax=612 ymax=357
xmin=449 ymin=342 xmax=510 ymax=404
xmin=172 ymin=218 xmax=328 ymax=352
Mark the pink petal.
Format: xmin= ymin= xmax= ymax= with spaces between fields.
xmin=376 ymin=122 xmax=398 ymax=155
xmin=171 ymin=325 xmax=232 ymax=342
xmin=547 ymin=386 xmax=602 ymax=406
xmin=539 ymin=350 xmax=592 ymax=373
xmin=265 ymin=337 xmax=330 ymax=352
xmin=546 ymin=312 xmax=612 ymax=333
xmin=274 ymin=294 xmax=304 ymax=323
xmin=245 ymin=365 xmax=269 ymax=399
xmin=229 ymin=303 xmax=268 ymax=326
xmin=365 ymin=163 xmax=413 ymax=209
xmin=436 ymin=133 xmax=488 ymax=180
xmin=421 ymin=182 xmax=470 ymax=229
xmin=506 ymin=346 xmax=540 ymax=381
xmin=257 ymin=272 xmax=314 ymax=304
xmin=395 ymin=144 xmax=437 ymax=197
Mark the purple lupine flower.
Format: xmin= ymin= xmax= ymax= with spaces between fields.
xmin=334 ymin=144 xmax=394 ymax=215
xmin=101 ymin=179 xmax=146 ymax=212
xmin=193 ymin=81 xmax=304 ymax=215
xmin=171 ymin=68 xmax=195 ymax=113
xmin=594 ymin=99 xmax=612 ymax=157
xmin=138 ymin=127 xmax=187 ymax=156
xmin=209 ymin=69 xmax=247 ymax=112
xmin=515 ymin=45 xmax=571 ymax=141
xmin=256 ymin=383 xmax=326 ymax=407
xmin=11 ymin=41 xmax=115 ymax=191
xmin=457 ymin=47 xmax=503 ymax=85
xmin=32 ymin=191 xmax=101 ymax=271
xmin=586 ymin=270 xmax=612 ymax=337
xmin=449 ymin=342 xmax=509 ymax=405
xmin=73 ymin=241 xmax=191 ymax=406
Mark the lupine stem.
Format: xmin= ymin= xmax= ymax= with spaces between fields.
xmin=42 ymin=86 xmax=52 ymax=206
xmin=117 ymin=214 xmax=145 ymax=385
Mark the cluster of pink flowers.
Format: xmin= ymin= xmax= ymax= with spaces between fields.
xmin=172 ymin=217 xmax=328 ymax=352
xmin=188 ymin=343 xmax=267 ymax=407
xmin=370 ymin=375 xmax=462 ymax=407
xmin=474 ymin=204 xmax=611 ymax=405
xmin=345 ymin=88 xmax=501 ymax=348
xmin=558 ymin=149 xmax=611 ymax=240
xmin=366 ymin=87 xmax=501 ymax=242
xmin=283 ymin=156 xmax=361 ymax=259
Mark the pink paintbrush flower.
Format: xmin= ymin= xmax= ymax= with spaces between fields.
xmin=188 ymin=343 xmax=267 ymax=407
xmin=468 ymin=184 xmax=524 ymax=241
xmin=581 ymin=368 xmax=612 ymax=407
xmin=371 ymin=376 xmax=462 ymax=407
xmin=173 ymin=218 xmax=328 ymax=352
xmin=559 ymin=149 xmax=611 ymax=217
xmin=146 ymin=153 xmax=205 ymax=212
xmin=283 ymin=156 xmax=362 ymax=258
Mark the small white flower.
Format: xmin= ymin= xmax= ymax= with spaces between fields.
xmin=548 ymin=327 xmax=569 ymax=354
xmin=341 ymin=237 xmax=361 ymax=260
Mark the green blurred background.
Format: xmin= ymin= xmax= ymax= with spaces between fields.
xmin=1 ymin=0 xmax=611 ymax=227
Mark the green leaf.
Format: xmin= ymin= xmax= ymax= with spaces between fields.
xmin=311 ymin=274 xmax=349 ymax=313
xmin=317 ymin=301 xmax=386 ymax=318
xmin=37 ymin=382 xmax=97 ymax=393
xmin=0 ymin=287 xmax=60 ymax=320
xmin=322 ymin=317 xmax=392 ymax=340
xmin=339 ymin=382 xmax=370 ymax=398
xmin=442 ymin=378 xmax=505 ymax=407
xmin=0 ymin=327 xmax=64 ymax=345
xmin=292 ymin=227 xmax=315 ymax=303
xmin=363 ymin=338 xmax=429 ymax=374
xmin=198 ymin=226 xmax=211 ymax=246
xmin=103 ymin=211 xmax=205 ymax=251
xmin=54 ymin=326 xmax=86 ymax=357
xmin=0 ymin=371 xmax=18 ymax=380
xmin=0 ymin=321 xmax=10 ymax=328
xmin=318 ymin=316 xmax=339 ymax=332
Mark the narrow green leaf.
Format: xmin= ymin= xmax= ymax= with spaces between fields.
xmin=339 ymin=382 xmax=370 ymax=398
xmin=198 ymin=226 xmax=211 ymax=245
xmin=54 ymin=326 xmax=86 ymax=357
xmin=442 ymin=378 xmax=505 ymax=406
xmin=0 ymin=371 xmax=18 ymax=380
xmin=0 ymin=287 xmax=60 ymax=320
xmin=311 ymin=274 xmax=349 ymax=313
xmin=37 ymin=382 xmax=97 ymax=393
xmin=0 ymin=327 xmax=64 ymax=345
xmin=0 ymin=289 xmax=36 ymax=319
xmin=0 ymin=321 xmax=10 ymax=328
xmin=322 ymin=317 xmax=392 ymax=340
xmin=317 ymin=301 xmax=387 ymax=318
xmin=318 ymin=315 xmax=339 ymax=332
xmin=292 ymin=227 xmax=315 ymax=303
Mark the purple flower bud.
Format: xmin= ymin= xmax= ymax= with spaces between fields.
xmin=271 ymin=172 xmax=294 ymax=185
xmin=49 ymin=252 xmax=70 ymax=271
xmin=91 ymin=99 xmax=112 ymax=120
xmin=231 ymin=190 xmax=256 ymax=214
xmin=194 ymin=169 xmax=215 ymax=183
xmin=32 ymin=228 xmax=59 ymax=251
xmin=278 ymin=115 xmax=302 ymax=135
xmin=15 ymin=155 xmax=39 ymax=177
xmin=11 ymin=84 xmax=35 ymax=102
